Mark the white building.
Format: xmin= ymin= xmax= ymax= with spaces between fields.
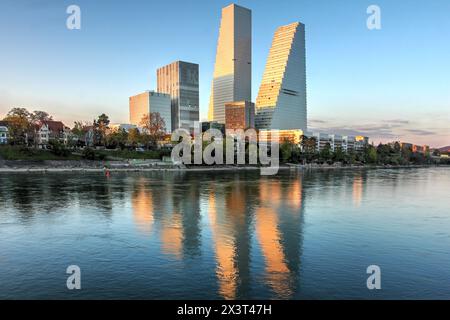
xmin=255 ymin=22 xmax=307 ymax=132
xmin=311 ymin=132 xmax=331 ymax=151
xmin=329 ymin=134 xmax=343 ymax=151
xmin=355 ymin=136 xmax=370 ymax=152
xmin=342 ymin=136 xmax=356 ymax=153
xmin=208 ymin=4 xmax=252 ymax=124
xmin=109 ymin=124 xmax=137 ymax=133
xmin=0 ymin=125 xmax=8 ymax=144
xmin=129 ymin=91 xmax=172 ymax=133
xmin=36 ymin=121 xmax=71 ymax=146
xmin=308 ymin=132 xmax=369 ymax=153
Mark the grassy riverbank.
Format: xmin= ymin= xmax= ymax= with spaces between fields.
xmin=0 ymin=145 xmax=167 ymax=161
xmin=0 ymin=145 xmax=81 ymax=160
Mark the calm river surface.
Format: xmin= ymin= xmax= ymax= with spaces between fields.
xmin=0 ymin=167 xmax=449 ymax=299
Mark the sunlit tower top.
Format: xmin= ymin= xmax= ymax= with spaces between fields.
xmin=208 ymin=4 xmax=252 ymax=124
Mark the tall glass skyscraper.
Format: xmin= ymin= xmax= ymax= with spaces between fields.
xmin=157 ymin=61 xmax=199 ymax=133
xmin=255 ymin=22 xmax=307 ymax=132
xmin=208 ymin=4 xmax=252 ymax=124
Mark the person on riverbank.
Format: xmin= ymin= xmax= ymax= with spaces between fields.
xmin=103 ymin=165 xmax=110 ymax=178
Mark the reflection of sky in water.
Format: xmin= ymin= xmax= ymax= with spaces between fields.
xmin=0 ymin=168 xmax=449 ymax=299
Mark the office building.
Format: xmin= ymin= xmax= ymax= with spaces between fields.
xmin=157 ymin=61 xmax=199 ymax=133
xmin=255 ymin=22 xmax=307 ymax=131
xmin=225 ymin=101 xmax=255 ymax=131
xmin=208 ymin=4 xmax=252 ymax=124
xmin=129 ymin=91 xmax=172 ymax=133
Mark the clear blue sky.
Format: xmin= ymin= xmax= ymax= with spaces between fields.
xmin=0 ymin=0 xmax=449 ymax=147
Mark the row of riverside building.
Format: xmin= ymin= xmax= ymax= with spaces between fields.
xmin=0 ymin=120 xmax=71 ymax=147
xmin=128 ymin=3 xmax=368 ymax=153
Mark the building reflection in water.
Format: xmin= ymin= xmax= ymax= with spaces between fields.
xmin=208 ymin=190 xmax=238 ymax=299
xmin=131 ymin=173 xmax=201 ymax=260
xmin=352 ymin=172 xmax=367 ymax=207
xmin=2 ymin=171 xmax=306 ymax=299
xmin=131 ymin=177 xmax=154 ymax=235
xmin=160 ymin=212 xmax=183 ymax=259
xmin=255 ymin=176 xmax=303 ymax=299
xmin=206 ymin=172 xmax=304 ymax=299
xmin=255 ymin=206 xmax=291 ymax=298
xmin=353 ymin=176 xmax=363 ymax=207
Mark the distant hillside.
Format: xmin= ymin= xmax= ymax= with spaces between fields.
xmin=439 ymin=146 xmax=450 ymax=152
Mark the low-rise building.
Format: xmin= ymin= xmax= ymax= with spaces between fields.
xmin=329 ymin=134 xmax=343 ymax=151
xmin=81 ymin=126 xmax=95 ymax=147
xmin=0 ymin=121 xmax=8 ymax=144
xmin=412 ymin=144 xmax=430 ymax=154
xmin=355 ymin=136 xmax=369 ymax=152
xmin=258 ymin=129 xmax=303 ymax=145
xmin=109 ymin=123 xmax=137 ymax=133
xmin=36 ymin=120 xmax=71 ymax=147
xmin=399 ymin=141 xmax=430 ymax=154
xmin=400 ymin=142 xmax=413 ymax=150
xmin=311 ymin=132 xmax=331 ymax=151
xmin=0 ymin=127 xmax=8 ymax=144
xmin=306 ymin=132 xmax=369 ymax=153
xmin=342 ymin=136 xmax=356 ymax=153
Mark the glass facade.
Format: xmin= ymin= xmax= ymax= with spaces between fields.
xmin=255 ymin=22 xmax=307 ymax=132
xmin=157 ymin=61 xmax=199 ymax=133
xmin=208 ymin=4 xmax=252 ymax=124
xmin=129 ymin=91 xmax=172 ymax=133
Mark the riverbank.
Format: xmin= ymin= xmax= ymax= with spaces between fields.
xmin=0 ymin=159 xmax=439 ymax=173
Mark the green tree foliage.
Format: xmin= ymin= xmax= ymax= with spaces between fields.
xmin=93 ymin=114 xmax=110 ymax=146
xmin=2 ymin=108 xmax=56 ymax=145
xmin=319 ymin=143 xmax=332 ymax=163
xmin=81 ymin=147 xmax=106 ymax=160
xmin=332 ymin=147 xmax=345 ymax=163
xmin=49 ymin=140 xmax=70 ymax=157
xmin=81 ymin=147 xmax=96 ymax=160
xmin=31 ymin=110 xmax=52 ymax=122
xmin=365 ymin=145 xmax=378 ymax=164
xmin=127 ymin=128 xmax=141 ymax=148
xmin=106 ymin=129 xmax=128 ymax=149
xmin=280 ymin=141 xmax=293 ymax=162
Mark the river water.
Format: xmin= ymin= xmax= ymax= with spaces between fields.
xmin=0 ymin=168 xmax=449 ymax=299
